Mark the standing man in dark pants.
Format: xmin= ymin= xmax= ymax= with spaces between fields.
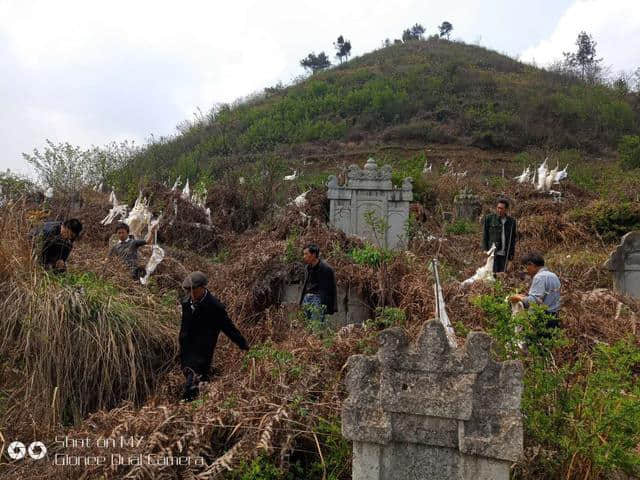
xmin=180 ymin=271 xmax=249 ymax=401
xmin=299 ymin=244 xmax=337 ymax=322
xmin=482 ymin=198 xmax=516 ymax=274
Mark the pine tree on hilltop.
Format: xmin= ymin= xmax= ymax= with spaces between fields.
xmin=438 ymin=21 xmax=453 ymax=39
xmin=300 ymin=52 xmax=332 ymax=74
xmin=334 ymin=35 xmax=352 ymax=63
xmin=402 ymin=23 xmax=425 ymax=42
xmin=563 ymin=31 xmax=603 ymax=83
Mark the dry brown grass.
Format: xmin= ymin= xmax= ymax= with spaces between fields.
xmin=0 ymin=200 xmax=178 ymax=442
xmin=0 ymin=168 xmax=638 ymax=479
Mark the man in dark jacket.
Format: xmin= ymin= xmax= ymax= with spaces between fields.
xmin=31 ymin=218 xmax=83 ymax=272
xmin=482 ymin=198 xmax=516 ymax=274
xmin=180 ymin=271 xmax=249 ymax=401
xmin=299 ymin=244 xmax=337 ymax=322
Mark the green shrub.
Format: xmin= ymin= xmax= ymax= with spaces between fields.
xmin=283 ymin=229 xmax=300 ymax=264
xmin=513 ymin=152 xmax=531 ymax=169
xmin=445 ymin=219 xmax=476 ymax=235
xmin=242 ymin=342 xmax=301 ymax=379
xmin=486 ymin=175 xmax=506 ymax=189
xmin=475 ymin=286 xmax=640 ymax=478
xmin=571 ymin=200 xmax=640 ymax=241
xmin=213 ymin=247 xmax=230 ymax=264
xmin=307 ymin=417 xmax=351 ymax=480
xmin=366 ymin=307 xmax=406 ymax=330
xmin=0 ymin=171 xmax=35 ymax=198
xmin=349 ymin=244 xmax=392 ymax=267
xmin=229 ymin=455 xmax=283 ymax=480
xmin=388 ymin=151 xmax=431 ymax=202
xmin=619 ymin=135 xmax=640 ymax=170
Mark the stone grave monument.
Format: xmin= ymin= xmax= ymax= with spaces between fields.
xmin=604 ymin=231 xmax=640 ymax=299
xmin=453 ymin=188 xmax=481 ymax=222
xmin=327 ymin=158 xmax=413 ymax=250
xmin=342 ymin=320 xmax=523 ymax=480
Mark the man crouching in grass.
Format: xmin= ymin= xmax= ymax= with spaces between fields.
xmin=31 ymin=218 xmax=83 ymax=273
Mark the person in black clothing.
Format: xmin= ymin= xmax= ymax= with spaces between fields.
xmin=482 ymin=198 xmax=516 ymax=274
xmin=298 ymin=244 xmax=337 ymax=322
xmin=31 ymin=218 xmax=83 ymax=273
xmin=180 ymin=271 xmax=249 ymax=401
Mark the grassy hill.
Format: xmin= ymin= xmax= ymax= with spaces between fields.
xmin=119 ymin=37 xmax=639 ymax=189
xmin=3 ymin=36 xmax=640 ymax=480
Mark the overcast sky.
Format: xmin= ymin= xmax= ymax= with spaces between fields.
xmin=1 ymin=0 xmax=639 ymax=176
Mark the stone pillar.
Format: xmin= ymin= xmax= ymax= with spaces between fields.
xmin=327 ymin=158 xmax=413 ymax=250
xmin=604 ymin=231 xmax=640 ymax=299
xmin=453 ymin=188 xmax=481 ymax=222
xmin=342 ymin=320 xmax=523 ymax=480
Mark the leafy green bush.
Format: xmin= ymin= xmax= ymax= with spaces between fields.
xmin=445 ymin=219 xmax=476 ymax=235
xmin=571 ymin=200 xmax=640 ymax=241
xmin=387 ymin=151 xmax=431 ymax=202
xmin=212 ymin=247 xmax=230 ymax=264
xmin=306 ymin=417 xmax=352 ymax=480
xmin=366 ymin=307 xmax=406 ymax=330
xmin=283 ymin=228 xmax=300 ymax=264
xmin=0 ymin=171 xmax=35 ymax=198
xmin=242 ymin=342 xmax=301 ymax=379
xmin=229 ymin=455 xmax=283 ymax=480
xmin=514 ymin=152 xmax=531 ymax=169
xmin=619 ymin=135 xmax=640 ymax=170
xmin=475 ymin=286 xmax=640 ymax=478
xmin=486 ymin=175 xmax=506 ymax=189
xmin=349 ymin=244 xmax=392 ymax=267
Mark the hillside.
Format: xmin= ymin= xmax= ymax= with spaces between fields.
xmin=1 ymin=38 xmax=640 ymax=480
xmin=118 ymin=37 xmax=640 ymax=190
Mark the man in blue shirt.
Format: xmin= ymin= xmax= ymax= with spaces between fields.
xmin=510 ymin=253 xmax=561 ymax=327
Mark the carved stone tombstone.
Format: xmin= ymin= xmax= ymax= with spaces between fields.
xmin=453 ymin=188 xmax=481 ymax=222
xmin=327 ymin=158 xmax=413 ymax=250
xmin=604 ymin=231 xmax=640 ymax=299
xmin=342 ymin=320 xmax=523 ymax=480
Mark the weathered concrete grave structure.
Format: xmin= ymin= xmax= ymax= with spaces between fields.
xmin=604 ymin=231 xmax=640 ymax=299
xmin=281 ymin=282 xmax=369 ymax=328
xmin=453 ymin=188 xmax=481 ymax=222
xmin=327 ymin=158 xmax=413 ymax=250
xmin=342 ymin=320 xmax=523 ymax=480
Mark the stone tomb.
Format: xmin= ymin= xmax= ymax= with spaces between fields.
xmin=453 ymin=188 xmax=481 ymax=222
xmin=342 ymin=320 xmax=523 ymax=480
xmin=327 ymin=158 xmax=413 ymax=250
xmin=604 ymin=231 xmax=640 ymax=299
xmin=281 ymin=282 xmax=369 ymax=328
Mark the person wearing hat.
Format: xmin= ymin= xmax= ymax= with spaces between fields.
xmin=180 ymin=271 xmax=250 ymax=401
